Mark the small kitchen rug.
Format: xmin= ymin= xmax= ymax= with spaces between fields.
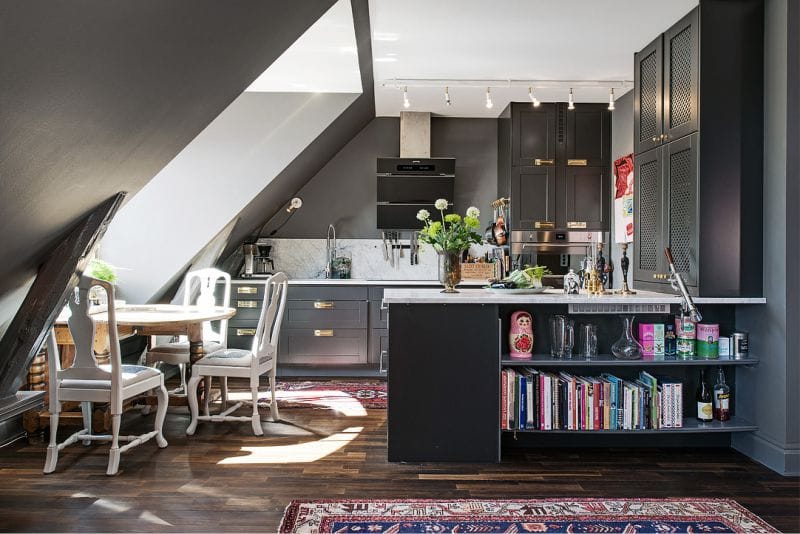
xmin=273 ymin=380 xmax=386 ymax=410
xmin=279 ymin=498 xmax=777 ymax=533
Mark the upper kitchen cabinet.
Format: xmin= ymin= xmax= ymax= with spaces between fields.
xmin=566 ymin=106 xmax=610 ymax=167
xmin=512 ymin=104 xmax=557 ymax=167
xmin=634 ymin=9 xmax=698 ymax=155
xmin=632 ymin=0 xmax=764 ymax=296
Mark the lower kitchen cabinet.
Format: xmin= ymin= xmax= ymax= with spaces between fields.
xmin=369 ymin=329 xmax=389 ymax=373
xmin=279 ymin=328 xmax=368 ymax=365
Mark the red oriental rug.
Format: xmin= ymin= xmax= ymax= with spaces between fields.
xmin=279 ymin=498 xmax=777 ymax=533
xmin=274 ymin=380 xmax=387 ymax=410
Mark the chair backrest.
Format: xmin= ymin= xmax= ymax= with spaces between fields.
xmin=252 ymin=272 xmax=288 ymax=361
xmin=183 ymin=268 xmax=231 ymax=346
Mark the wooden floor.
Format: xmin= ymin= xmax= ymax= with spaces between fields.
xmin=1 ymin=387 xmax=798 ymax=533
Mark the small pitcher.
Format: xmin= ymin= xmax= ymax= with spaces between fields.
xmin=549 ymin=315 xmax=574 ymax=359
xmin=579 ymin=323 xmax=598 ymax=359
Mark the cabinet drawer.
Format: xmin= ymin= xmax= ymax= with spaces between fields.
xmin=216 ymin=282 xmax=264 ymax=302
xmin=369 ymin=300 xmax=389 ymax=329
xmin=288 ymin=286 xmax=368 ymax=301
xmin=279 ymin=328 xmax=368 ymax=365
xmin=284 ymin=300 xmax=367 ymax=329
xmin=231 ymin=298 xmax=264 ymax=320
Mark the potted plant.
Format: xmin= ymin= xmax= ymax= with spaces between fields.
xmin=417 ymin=200 xmax=482 ymax=293
xmin=85 ymin=258 xmax=119 ymax=305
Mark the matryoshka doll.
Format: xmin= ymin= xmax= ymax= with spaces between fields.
xmin=509 ymin=311 xmax=534 ymax=359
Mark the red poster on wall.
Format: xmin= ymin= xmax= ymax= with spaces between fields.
xmin=613 ymin=154 xmax=634 ymax=244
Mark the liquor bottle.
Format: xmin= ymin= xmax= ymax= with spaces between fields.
xmin=696 ymin=369 xmax=713 ymax=422
xmin=664 ymin=322 xmax=677 ymax=357
xmin=713 ymin=367 xmax=731 ymax=421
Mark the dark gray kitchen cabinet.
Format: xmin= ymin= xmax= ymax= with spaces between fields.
xmin=634 ymin=35 xmax=664 ymax=154
xmin=564 ymin=166 xmax=608 ymax=230
xmin=512 ymin=167 xmax=556 ymax=230
xmin=512 ymin=104 xmax=557 ymax=167
xmin=566 ymin=106 xmax=610 ymax=167
xmin=633 ymin=147 xmax=665 ymax=285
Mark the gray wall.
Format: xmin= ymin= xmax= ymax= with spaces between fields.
xmin=608 ymin=90 xmax=635 ymax=290
xmin=732 ymin=0 xmax=799 ymax=476
xmin=268 ymin=117 xmax=498 ymax=238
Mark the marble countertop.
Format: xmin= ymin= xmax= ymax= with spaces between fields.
xmin=232 ymin=277 xmax=486 ymax=287
xmin=382 ymin=287 xmax=767 ymax=305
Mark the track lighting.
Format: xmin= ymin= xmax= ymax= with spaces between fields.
xmin=445 ymin=86 xmax=451 ymax=106
xmin=608 ymin=88 xmax=615 ymax=111
xmin=485 ymin=87 xmax=493 ymax=109
xmin=528 ymin=87 xmax=540 ymax=107
xmin=568 ymin=88 xmax=575 ymax=110
xmin=403 ymin=86 xmax=410 ymax=109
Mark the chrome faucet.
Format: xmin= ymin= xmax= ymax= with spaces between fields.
xmin=325 ymin=224 xmax=336 ymax=278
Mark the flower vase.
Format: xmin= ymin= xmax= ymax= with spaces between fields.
xmin=437 ymin=250 xmax=462 ymax=293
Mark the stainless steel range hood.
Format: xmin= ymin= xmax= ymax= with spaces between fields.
xmin=510 ymin=230 xmax=607 ymax=255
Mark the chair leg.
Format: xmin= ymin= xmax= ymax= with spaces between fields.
xmin=269 ymin=371 xmax=280 ymax=422
xmin=220 ymin=377 xmax=228 ymax=408
xmin=43 ymin=412 xmax=60 ymax=474
xmin=250 ymin=384 xmax=263 ymax=436
xmin=80 ymin=401 xmax=92 ymax=446
xmin=154 ymin=383 xmax=169 ymax=448
xmin=186 ymin=374 xmax=203 ymax=436
xmin=178 ymin=362 xmax=188 ymax=395
xmin=106 ymin=414 xmax=121 ymax=476
xmin=203 ymin=376 xmax=211 ymax=416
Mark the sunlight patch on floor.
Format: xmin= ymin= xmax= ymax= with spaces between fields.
xmin=138 ymin=510 xmax=173 ymax=526
xmin=225 ymin=389 xmax=368 ymax=417
xmin=217 ymin=426 xmax=363 ymax=464
xmin=89 ymin=498 xmax=131 ymax=513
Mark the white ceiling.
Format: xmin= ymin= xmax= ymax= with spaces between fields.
xmin=369 ymin=0 xmax=698 ymax=117
xmin=246 ymin=0 xmax=361 ymax=93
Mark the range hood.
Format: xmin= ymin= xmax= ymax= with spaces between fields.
xmin=510 ymin=230 xmax=607 ymax=255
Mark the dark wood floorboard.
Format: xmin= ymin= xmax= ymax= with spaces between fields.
xmin=1 ymin=388 xmax=798 ymax=533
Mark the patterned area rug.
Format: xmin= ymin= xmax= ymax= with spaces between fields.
xmin=274 ymin=380 xmax=387 ymax=410
xmin=279 ymin=498 xmax=777 ymax=533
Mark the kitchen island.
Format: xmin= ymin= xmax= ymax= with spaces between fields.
xmin=383 ymin=288 xmax=765 ymax=462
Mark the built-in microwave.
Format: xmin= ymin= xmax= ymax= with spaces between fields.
xmin=376 ymin=157 xmax=455 ymax=229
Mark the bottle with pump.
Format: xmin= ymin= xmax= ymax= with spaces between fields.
xmin=696 ymin=369 xmax=713 ymax=422
xmin=713 ymin=367 xmax=731 ymax=421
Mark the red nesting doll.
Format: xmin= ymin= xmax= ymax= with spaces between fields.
xmin=509 ymin=311 xmax=534 ymax=359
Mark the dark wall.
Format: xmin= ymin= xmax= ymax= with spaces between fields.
xmin=267 ymin=117 xmax=498 ymax=238
xmin=0 ymin=0 xmax=335 ymax=337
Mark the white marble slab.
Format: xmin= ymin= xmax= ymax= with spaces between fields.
xmin=232 ymin=278 xmax=486 ymax=287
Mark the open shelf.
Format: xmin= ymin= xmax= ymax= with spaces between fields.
xmin=502 ymin=416 xmax=756 ymax=434
xmin=501 ymin=354 xmax=759 ymax=367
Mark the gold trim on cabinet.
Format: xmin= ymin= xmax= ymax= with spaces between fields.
xmin=534 ymin=158 xmax=555 ymax=166
xmin=236 ymin=286 xmax=258 ymax=294
xmin=567 ymin=221 xmax=587 ymax=229
xmin=235 ymin=328 xmax=256 ymax=336
xmin=314 ymin=301 xmax=335 ymax=309
xmin=534 ymin=221 xmax=555 ymax=229
xmin=314 ymin=329 xmax=334 ymax=337
xmin=567 ymin=159 xmax=588 ymax=166
xmin=236 ymin=300 xmax=258 ymax=308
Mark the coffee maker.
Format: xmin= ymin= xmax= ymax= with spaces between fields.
xmin=253 ymin=244 xmax=274 ymax=276
xmin=242 ymin=243 xmax=257 ymax=278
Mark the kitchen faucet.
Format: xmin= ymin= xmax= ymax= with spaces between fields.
xmin=325 ymin=224 xmax=336 ymax=278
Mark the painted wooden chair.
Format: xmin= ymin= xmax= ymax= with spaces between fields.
xmin=186 ymin=272 xmax=288 ymax=436
xmin=44 ymin=276 xmax=168 ymax=475
xmin=145 ymin=268 xmax=231 ymax=397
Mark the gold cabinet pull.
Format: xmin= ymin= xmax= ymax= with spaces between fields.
xmin=236 ymin=328 xmax=256 ymax=336
xmin=236 ymin=286 xmax=258 ymax=294
xmin=314 ymin=301 xmax=335 ymax=309
xmin=567 ymin=159 xmax=588 ymax=166
xmin=314 ymin=329 xmax=334 ymax=337
xmin=567 ymin=221 xmax=587 ymax=229
xmin=237 ymin=300 xmax=258 ymax=308
xmin=534 ymin=221 xmax=555 ymax=229
xmin=534 ymin=158 xmax=555 ymax=166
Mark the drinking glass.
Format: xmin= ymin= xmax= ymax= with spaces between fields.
xmin=549 ymin=315 xmax=574 ymax=359
xmin=579 ymin=323 xmax=598 ymax=359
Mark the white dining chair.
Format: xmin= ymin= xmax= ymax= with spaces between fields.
xmin=145 ymin=268 xmax=231 ymax=397
xmin=186 ymin=272 xmax=288 ymax=436
xmin=44 ymin=276 xmax=168 ymax=476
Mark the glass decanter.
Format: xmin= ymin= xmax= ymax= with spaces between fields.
xmin=611 ymin=315 xmax=643 ymax=360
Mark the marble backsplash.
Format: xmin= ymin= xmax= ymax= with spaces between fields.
xmin=263 ymin=238 xmax=492 ymax=280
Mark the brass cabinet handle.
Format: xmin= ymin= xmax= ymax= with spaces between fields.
xmin=567 ymin=221 xmax=587 ymax=229
xmin=534 ymin=221 xmax=555 ymax=229
xmin=534 ymin=158 xmax=555 ymax=166
xmin=567 ymin=159 xmax=588 ymax=166
xmin=236 ymin=286 xmax=258 ymax=294
xmin=236 ymin=328 xmax=256 ymax=336
xmin=652 ymin=273 xmax=669 ymax=280
xmin=314 ymin=329 xmax=334 ymax=337
xmin=236 ymin=300 xmax=258 ymax=308
xmin=314 ymin=301 xmax=335 ymax=309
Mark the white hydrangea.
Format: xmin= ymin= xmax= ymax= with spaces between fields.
xmin=434 ymin=199 xmax=449 ymax=211
xmin=416 ymin=209 xmax=430 ymax=221
xmin=466 ymin=206 xmax=480 ymax=218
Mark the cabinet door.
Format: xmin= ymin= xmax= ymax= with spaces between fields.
xmin=634 ymin=35 xmax=664 ymax=154
xmin=564 ymin=166 xmax=608 ymax=230
xmin=513 ymin=104 xmax=557 ymax=167
xmin=566 ymin=105 xmax=610 ymax=167
xmin=279 ymin=328 xmax=368 ymax=365
xmin=663 ymin=8 xmax=699 ymax=142
xmin=633 ymin=147 xmax=666 ymax=284
xmin=665 ymin=133 xmax=699 ymax=287
xmin=512 ymin=167 xmax=557 ymax=230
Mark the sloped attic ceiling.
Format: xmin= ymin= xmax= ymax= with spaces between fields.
xmin=0 ymin=0 xmax=336 ymax=338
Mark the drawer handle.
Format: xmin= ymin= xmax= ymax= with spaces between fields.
xmin=534 ymin=221 xmax=555 ymax=229
xmin=237 ymin=286 xmax=258 ymax=294
xmin=567 ymin=221 xmax=587 ymax=229
xmin=314 ymin=329 xmax=334 ymax=337
xmin=314 ymin=301 xmax=335 ymax=309
xmin=237 ymin=300 xmax=258 ymax=308
xmin=379 ymin=350 xmax=388 ymax=374
xmin=567 ymin=159 xmax=588 ymax=166
xmin=236 ymin=328 xmax=256 ymax=336
xmin=534 ymin=158 xmax=555 ymax=166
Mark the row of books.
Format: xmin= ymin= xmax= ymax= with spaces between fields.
xmin=500 ymin=368 xmax=684 ymax=431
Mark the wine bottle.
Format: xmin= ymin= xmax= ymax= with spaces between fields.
xmin=713 ymin=367 xmax=731 ymax=421
xmin=696 ymin=369 xmax=713 ymax=422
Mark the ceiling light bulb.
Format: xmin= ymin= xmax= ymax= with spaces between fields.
xmin=402 ymin=86 xmax=410 ymax=109
xmin=568 ymin=88 xmax=575 ymax=110
xmin=528 ymin=87 xmax=540 ymax=107
xmin=608 ymin=88 xmax=615 ymax=111
xmin=485 ymin=87 xmax=493 ymax=109
xmin=445 ymin=86 xmax=451 ymax=106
